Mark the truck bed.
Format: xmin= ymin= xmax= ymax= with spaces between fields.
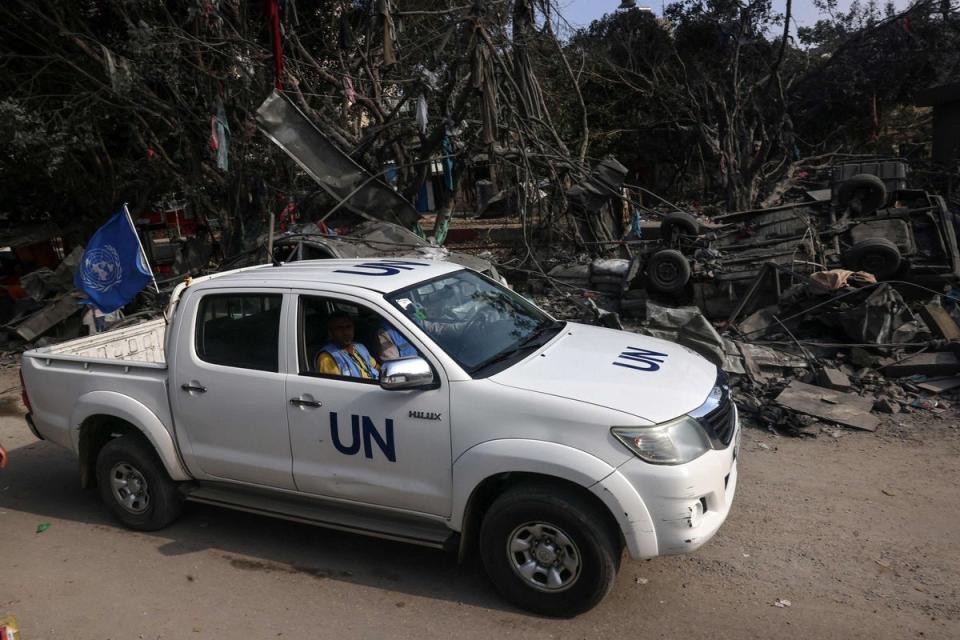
xmin=38 ymin=318 xmax=167 ymax=364
xmin=22 ymin=317 xmax=172 ymax=454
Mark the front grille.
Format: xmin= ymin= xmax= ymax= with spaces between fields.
xmin=700 ymin=395 xmax=736 ymax=446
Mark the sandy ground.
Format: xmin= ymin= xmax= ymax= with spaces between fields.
xmin=1 ymin=366 xmax=958 ymax=639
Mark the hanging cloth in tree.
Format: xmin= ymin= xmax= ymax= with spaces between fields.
xmin=343 ymin=76 xmax=356 ymax=105
xmin=264 ymin=0 xmax=284 ymax=89
xmin=441 ymin=137 xmax=454 ymax=192
xmin=208 ymin=115 xmax=219 ymax=153
xmin=211 ymin=99 xmax=230 ymax=171
xmin=415 ymin=95 xmax=428 ymax=135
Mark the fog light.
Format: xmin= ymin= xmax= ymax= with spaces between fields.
xmin=688 ymin=500 xmax=704 ymax=528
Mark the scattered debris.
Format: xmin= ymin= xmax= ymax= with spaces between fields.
xmin=914 ymin=376 xmax=960 ymax=394
xmin=255 ymin=91 xmax=420 ymax=228
xmin=775 ymin=380 xmax=879 ymax=432
xmin=873 ymin=398 xmax=901 ymax=414
xmin=883 ymin=352 xmax=960 ymax=378
xmin=773 ymin=598 xmax=792 ymax=608
xmin=909 ymin=398 xmax=939 ymax=411
xmin=13 ymin=293 xmax=84 ymax=342
xmin=918 ymin=304 xmax=960 ymax=340
xmin=817 ymin=367 xmax=852 ymax=392
xmin=36 ymin=522 xmax=50 ymax=533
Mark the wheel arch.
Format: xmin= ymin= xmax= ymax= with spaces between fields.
xmin=72 ymin=391 xmax=190 ymax=488
xmin=451 ymin=440 xmax=626 ymax=562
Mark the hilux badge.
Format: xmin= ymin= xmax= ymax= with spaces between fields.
xmin=409 ymin=410 xmax=442 ymax=421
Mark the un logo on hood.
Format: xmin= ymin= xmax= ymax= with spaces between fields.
xmin=79 ymin=245 xmax=124 ymax=293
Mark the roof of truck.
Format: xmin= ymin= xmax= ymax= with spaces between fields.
xmin=195 ymin=258 xmax=465 ymax=294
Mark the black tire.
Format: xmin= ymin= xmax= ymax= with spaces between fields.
xmin=95 ymin=434 xmax=183 ymax=531
xmin=479 ymin=483 xmax=621 ymax=617
xmin=660 ymin=212 xmax=700 ymax=242
xmin=837 ymin=174 xmax=887 ymax=215
xmin=841 ymin=237 xmax=902 ymax=279
xmin=647 ymin=249 xmax=691 ymax=293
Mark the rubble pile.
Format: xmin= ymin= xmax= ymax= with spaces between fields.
xmin=724 ymin=280 xmax=960 ymax=437
xmin=525 ymin=159 xmax=960 ymax=437
xmin=0 ymin=244 xmax=160 ymax=353
xmin=2 ymin=145 xmax=958 ymax=443
xmin=535 ymin=268 xmax=960 ymax=437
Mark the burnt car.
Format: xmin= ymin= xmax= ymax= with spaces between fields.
xmin=225 ymin=219 xmax=504 ymax=282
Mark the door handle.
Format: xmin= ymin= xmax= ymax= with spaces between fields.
xmin=290 ymin=397 xmax=322 ymax=408
xmin=181 ymin=383 xmax=207 ymax=393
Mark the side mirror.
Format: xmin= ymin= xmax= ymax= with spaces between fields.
xmin=380 ymin=356 xmax=435 ymax=390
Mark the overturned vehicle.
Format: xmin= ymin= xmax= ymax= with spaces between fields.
xmin=638 ymin=161 xmax=960 ymax=318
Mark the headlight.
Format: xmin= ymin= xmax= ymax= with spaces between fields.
xmin=611 ymin=416 xmax=712 ymax=465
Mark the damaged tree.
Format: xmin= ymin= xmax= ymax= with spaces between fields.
xmin=0 ymin=0 xmax=604 ymax=260
xmin=572 ymin=0 xmax=797 ymax=209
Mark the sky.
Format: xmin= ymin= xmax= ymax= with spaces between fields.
xmin=559 ymin=0 xmax=914 ymax=33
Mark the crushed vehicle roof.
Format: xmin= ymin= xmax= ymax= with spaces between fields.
xmin=196 ymin=258 xmax=464 ymax=293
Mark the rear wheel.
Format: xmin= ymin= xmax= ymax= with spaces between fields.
xmin=837 ymin=174 xmax=887 ymax=215
xmin=479 ymin=483 xmax=621 ymax=617
xmin=96 ymin=435 xmax=183 ymax=531
xmin=660 ymin=212 xmax=701 ymax=244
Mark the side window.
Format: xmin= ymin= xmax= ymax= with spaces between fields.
xmin=298 ymin=295 xmax=421 ymax=380
xmin=196 ymin=294 xmax=282 ymax=372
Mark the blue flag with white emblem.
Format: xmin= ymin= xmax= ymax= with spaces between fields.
xmin=75 ymin=206 xmax=153 ymax=313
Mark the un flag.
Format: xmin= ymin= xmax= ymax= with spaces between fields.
xmin=75 ymin=207 xmax=153 ymax=313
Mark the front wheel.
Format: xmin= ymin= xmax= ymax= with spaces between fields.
xmin=96 ymin=435 xmax=183 ymax=531
xmin=648 ymin=249 xmax=691 ymax=293
xmin=479 ymin=484 xmax=621 ymax=617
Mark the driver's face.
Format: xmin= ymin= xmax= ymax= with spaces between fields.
xmin=328 ymin=317 xmax=355 ymax=348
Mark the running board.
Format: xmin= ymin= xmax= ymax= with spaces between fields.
xmin=181 ymin=484 xmax=456 ymax=550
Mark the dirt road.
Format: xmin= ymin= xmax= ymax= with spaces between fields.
xmin=1 ymin=367 xmax=958 ymax=639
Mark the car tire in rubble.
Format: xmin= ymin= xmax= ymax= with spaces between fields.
xmin=841 ymin=237 xmax=902 ymax=279
xmin=837 ymin=174 xmax=887 ymax=215
xmin=647 ymin=249 xmax=691 ymax=293
xmin=96 ymin=434 xmax=183 ymax=531
xmin=479 ymin=483 xmax=621 ymax=617
xmin=660 ymin=211 xmax=701 ymax=243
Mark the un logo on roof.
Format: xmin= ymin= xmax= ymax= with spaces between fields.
xmin=80 ymin=245 xmax=124 ymax=293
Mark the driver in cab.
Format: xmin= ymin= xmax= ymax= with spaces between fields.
xmin=316 ymin=311 xmax=380 ymax=380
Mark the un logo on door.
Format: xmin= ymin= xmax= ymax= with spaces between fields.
xmin=80 ymin=245 xmax=124 ymax=293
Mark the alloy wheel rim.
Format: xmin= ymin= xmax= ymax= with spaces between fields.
xmin=506 ymin=522 xmax=581 ymax=592
xmin=109 ymin=462 xmax=151 ymax=514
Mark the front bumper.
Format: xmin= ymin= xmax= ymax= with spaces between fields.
xmin=592 ymin=416 xmax=740 ymax=559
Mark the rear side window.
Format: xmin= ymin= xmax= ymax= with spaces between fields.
xmin=196 ymin=294 xmax=282 ymax=372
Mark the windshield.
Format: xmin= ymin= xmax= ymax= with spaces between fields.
xmin=385 ymin=270 xmax=561 ymax=375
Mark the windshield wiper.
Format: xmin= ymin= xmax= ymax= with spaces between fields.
xmin=518 ymin=319 xmax=565 ymax=347
xmin=469 ymin=320 xmax=565 ymax=373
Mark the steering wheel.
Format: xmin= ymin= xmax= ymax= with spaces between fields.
xmin=451 ymin=307 xmax=499 ymax=358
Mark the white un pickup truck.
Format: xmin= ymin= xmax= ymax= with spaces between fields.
xmin=20 ymin=259 xmax=739 ymax=616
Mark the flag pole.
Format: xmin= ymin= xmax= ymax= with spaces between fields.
xmin=123 ymin=203 xmax=160 ymax=293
